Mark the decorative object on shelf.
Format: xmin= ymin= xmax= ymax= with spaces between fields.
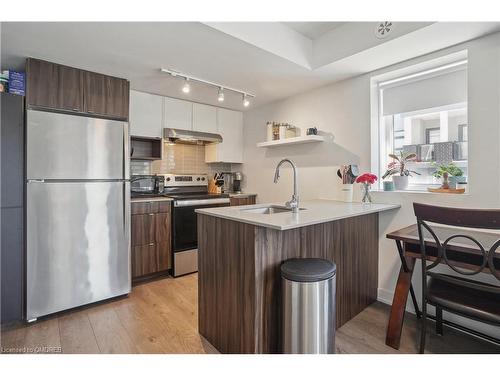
xmin=266 ymin=122 xmax=273 ymax=141
xmin=285 ymin=124 xmax=299 ymax=139
xmin=306 ymin=127 xmax=318 ymax=135
xmin=427 ymin=169 xmax=466 ymax=194
xmin=337 ymin=165 xmax=359 ymax=203
xmin=266 ymin=121 xmax=300 ymax=141
xmin=432 ymin=162 xmax=464 ymax=190
xmin=1 ymin=70 xmax=25 ymax=96
xmin=356 ymin=173 xmax=378 ymax=204
xmin=0 ymin=72 xmax=8 ymax=92
xmin=383 ymin=180 xmax=395 ymax=191
xmin=382 ymin=151 xmax=420 ymax=190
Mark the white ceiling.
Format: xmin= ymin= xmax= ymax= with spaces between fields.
xmin=2 ymin=22 xmax=500 ymax=111
xmin=283 ymin=22 xmax=345 ymax=39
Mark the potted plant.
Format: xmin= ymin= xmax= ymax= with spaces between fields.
xmin=382 ymin=151 xmax=420 ymax=190
xmin=356 ymin=173 xmax=378 ymax=204
xmin=432 ymin=163 xmax=464 ymax=189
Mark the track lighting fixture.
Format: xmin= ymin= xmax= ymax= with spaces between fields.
xmin=243 ymin=94 xmax=250 ymax=107
xmin=217 ymin=87 xmax=225 ymax=102
xmin=161 ymin=68 xmax=255 ymax=107
xmin=182 ymin=78 xmax=190 ymax=94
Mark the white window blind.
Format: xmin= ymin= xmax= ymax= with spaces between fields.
xmin=382 ymin=68 xmax=467 ymax=115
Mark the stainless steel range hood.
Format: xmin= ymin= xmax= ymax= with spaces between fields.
xmin=163 ymin=128 xmax=222 ymax=145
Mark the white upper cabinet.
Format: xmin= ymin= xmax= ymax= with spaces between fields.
xmin=163 ymin=97 xmax=193 ymax=131
xmin=205 ymin=108 xmax=243 ymax=163
xmin=193 ymin=103 xmax=217 ymax=133
xmin=129 ymin=90 xmax=163 ymax=138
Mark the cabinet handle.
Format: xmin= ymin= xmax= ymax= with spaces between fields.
xmin=149 ymin=243 xmax=155 ymax=246
xmin=72 ymin=108 xmax=79 ymax=111
xmin=149 ymin=213 xmax=154 ymax=216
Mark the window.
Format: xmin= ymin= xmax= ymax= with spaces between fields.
xmin=373 ymin=57 xmax=468 ymax=190
xmin=425 ymin=128 xmax=440 ymax=144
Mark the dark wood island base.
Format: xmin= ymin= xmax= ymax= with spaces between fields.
xmin=197 ymin=212 xmax=379 ymax=354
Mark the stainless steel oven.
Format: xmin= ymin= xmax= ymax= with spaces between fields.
xmin=164 ymin=174 xmax=230 ymax=277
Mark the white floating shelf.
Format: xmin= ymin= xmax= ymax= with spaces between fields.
xmin=257 ymin=135 xmax=325 ymax=148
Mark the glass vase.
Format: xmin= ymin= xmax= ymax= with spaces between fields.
xmin=361 ymin=183 xmax=372 ymax=204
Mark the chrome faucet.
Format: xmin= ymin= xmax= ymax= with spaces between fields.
xmin=274 ymin=158 xmax=299 ymax=213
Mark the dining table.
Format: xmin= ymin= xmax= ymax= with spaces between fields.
xmin=385 ymin=223 xmax=500 ymax=349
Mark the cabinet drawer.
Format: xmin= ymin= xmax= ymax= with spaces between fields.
xmin=131 ymin=201 xmax=171 ymax=214
xmin=230 ymin=196 xmax=256 ymax=206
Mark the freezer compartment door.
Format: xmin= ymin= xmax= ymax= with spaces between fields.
xmin=27 ymin=181 xmax=131 ymax=320
xmin=27 ymin=110 xmax=129 ymax=180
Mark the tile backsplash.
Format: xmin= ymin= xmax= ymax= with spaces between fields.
xmin=130 ymin=142 xmax=232 ymax=176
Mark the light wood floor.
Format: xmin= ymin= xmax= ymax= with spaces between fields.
xmin=1 ymin=274 xmax=498 ymax=354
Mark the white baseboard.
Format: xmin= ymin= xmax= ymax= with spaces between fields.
xmin=378 ymin=287 xmax=418 ymax=313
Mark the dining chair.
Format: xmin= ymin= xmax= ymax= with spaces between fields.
xmin=413 ymin=203 xmax=500 ymax=353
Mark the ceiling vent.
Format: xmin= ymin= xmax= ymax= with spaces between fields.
xmin=375 ymin=22 xmax=394 ymax=39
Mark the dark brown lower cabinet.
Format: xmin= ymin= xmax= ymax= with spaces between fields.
xmin=230 ymin=195 xmax=256 ymax=206
xmin=132 ymin=243 xmax=157 ymax=278
xmin=131 ymin=201 xmax=172 ymax=281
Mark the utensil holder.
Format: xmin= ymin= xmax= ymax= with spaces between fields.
xmin=340 ymin=184 xmax=353 ymax=202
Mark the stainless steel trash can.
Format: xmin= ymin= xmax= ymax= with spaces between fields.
xmin=281 ymin=258 xmax=336 ymax=354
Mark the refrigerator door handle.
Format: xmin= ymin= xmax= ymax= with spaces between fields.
xmin=124 ymin=182 xmax=130 ymax=232
xmin=124 ymin=181 xmax=131 ymax=284
xmin=123 ymin=122 xmax=130 ymax=180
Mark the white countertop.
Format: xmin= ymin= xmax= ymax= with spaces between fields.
xmin=196 ymin=199 xmax=400 ymax=230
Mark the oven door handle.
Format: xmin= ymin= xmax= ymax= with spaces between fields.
xmin=174 ymin=198 xmax=230 ymax=207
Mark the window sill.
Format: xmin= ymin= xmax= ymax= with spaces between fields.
xmin=371 ymin=189 xmax=469 ymax=196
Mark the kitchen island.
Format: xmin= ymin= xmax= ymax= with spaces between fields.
xmin=196 ymin=199 xmax=400 ymax=354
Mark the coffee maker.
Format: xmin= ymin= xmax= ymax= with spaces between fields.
xmin=233 ymin=172 xmax=243 ymax=193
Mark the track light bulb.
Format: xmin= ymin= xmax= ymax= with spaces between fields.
xmin=243 ymin=94 xmax=250 ymax=107
xmin=218 ymin=87 xmax=225 ymax=102
xmin=182 ymin=78 xmax=190 ymax=94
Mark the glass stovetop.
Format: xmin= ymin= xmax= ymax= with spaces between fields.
xmin=131 ymin=192 xmax=229 ymax=200
xmin=165 ymin=192 xmax=229 ymax=200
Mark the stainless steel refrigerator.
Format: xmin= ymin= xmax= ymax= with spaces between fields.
xmin=26 ymin=110 xmax=131 ymax=321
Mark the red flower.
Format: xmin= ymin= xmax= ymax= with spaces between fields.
xmin=356 ymin=173 xmax=378 ymax=185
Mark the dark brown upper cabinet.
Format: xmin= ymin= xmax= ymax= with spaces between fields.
xmin=26 ymin=58 xmax=129 ymax=121
xmin=83 ymin=71 xmax=129 ymax=120
xmin=26 ymin=58 xmax=84 ymax=112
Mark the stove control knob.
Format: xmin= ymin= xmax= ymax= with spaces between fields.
xmin=166 ymin=177 xmax=171 ymax=182
xmin=197 ymin=177 xmax=201 ymax=181
xmin=201 ymin=177 xmax=205 ymax=181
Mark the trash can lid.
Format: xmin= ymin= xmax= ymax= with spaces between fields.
xmin=281 ymin=258 xmax=336 ymax=282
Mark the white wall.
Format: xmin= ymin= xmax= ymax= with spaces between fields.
xmin=240 ymin=32 xmax=500 ymax=339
